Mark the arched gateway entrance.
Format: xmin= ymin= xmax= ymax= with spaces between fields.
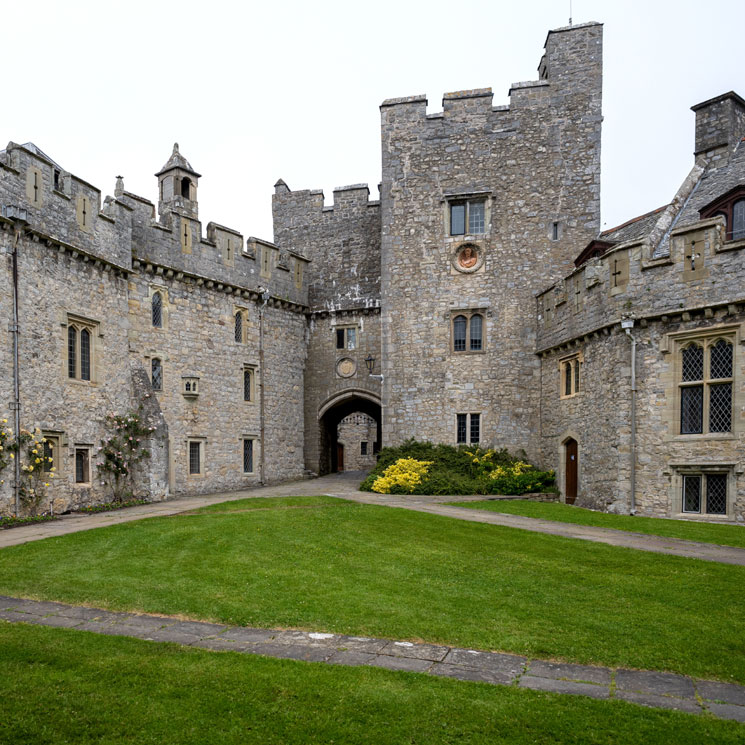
xmin=317 ymin=390 xmax=381 ymax=475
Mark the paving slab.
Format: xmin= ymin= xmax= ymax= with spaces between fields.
xmin=273 ymin=630 xmax=340 ymax=647
xmin=526 ymin=660 xmax=612 ymax=686
xmin=379 ymin=640 xmax=449 ymax=662
xmin=327 ymin=650 xmax=378 ymax=666
xmin=367 ymin=655 xmax=433 ymax=673
xmin=430 ymin=662 xmax=519 ymax=686
xmin=190 ymin=638 xmax=258 ymax=653
xmin=331 ymin=636 xmax=389 ymax=654
xmin=614 ymin=690 xmax=703 ymax=714
xmin=519 ymin=675 xmax=610 ymax=699
xmin=615 ymin=669 xmax=696 ymax=699
xmin=249 ymin=642 xmax=334 ymax=663
xmin=32 ymin=614 xmax=87 ymax=629
xmin=443 ymin=648 xmax=526 ymax=679
xmin=138 ymin=628 xmax=203 ymax=645
xmin=706 ymin=702 xmax=745 ymax=723
xmin=697 ymin=679 xmax=745 ymax=706
xmin=219 ymin=627 xmax=276 ymax=643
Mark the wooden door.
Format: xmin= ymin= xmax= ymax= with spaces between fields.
xmin=565 ymin=439 xmax=578 ymax=504
xmin=337 ymin=443 xmax=344 ymax=472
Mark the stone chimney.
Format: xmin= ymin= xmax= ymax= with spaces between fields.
xmin=691 ymin=91 xmax=745 ymax=159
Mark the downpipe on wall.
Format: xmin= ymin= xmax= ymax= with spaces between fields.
xmin=621 ymin=318 xmax=637 ymax=515
xmin=4 ymin=206 xmax=28 ymax=517
xmin=258 ymin=288 xmax=271 ymax=485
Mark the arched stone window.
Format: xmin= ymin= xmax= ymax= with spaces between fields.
xmin=235 ymin=311 xmax=243 ymax=343
xmin=151 ymin=358 xmax=163 ymax=391
xmin=469 ymin=314 xmax=483 ymax=351
xmin=451 ymin=311 xmax=486 ymax=353
xmin=733 ymin=199 xmax=745 ymax=241
xmin=67 ymin=326 xmax=77 ymax=379
xmin=80 ymin=329 xmax=91 ymax=381
xmin=453 ymin=315 xmax=467 ymax=351
xmin=152 ymin=292 xmax=163 ymax=328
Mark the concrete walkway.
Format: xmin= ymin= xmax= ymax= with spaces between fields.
xmin=1 ymin=594 xmax=743 ymax=722
xmin=2 ymin=472 xmax=745 ymax=565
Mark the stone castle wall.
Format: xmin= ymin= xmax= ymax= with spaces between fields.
xmin=380 ymin=23 xmax=603 ymax=459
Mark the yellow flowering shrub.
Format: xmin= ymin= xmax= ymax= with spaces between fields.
xmin=372 ymin=458 xmax=433 ymax=494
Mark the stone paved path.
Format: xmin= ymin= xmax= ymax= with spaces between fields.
xmin=2 ymin=472 xmax=745 ymax=566
xmin=1 ymin=595 xmax=743 ymax=722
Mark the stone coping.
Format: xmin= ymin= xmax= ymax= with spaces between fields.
xmin=1 ymin=595 xmax=743 ymax=723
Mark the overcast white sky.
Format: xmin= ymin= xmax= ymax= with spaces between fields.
xmin=4 ymin=0 xmax=743 ymax=241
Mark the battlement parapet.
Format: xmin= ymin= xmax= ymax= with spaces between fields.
xmin=536 ymin=216 xmax=745 ymax=352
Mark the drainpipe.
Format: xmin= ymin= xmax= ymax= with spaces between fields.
xmin=621 ymin=318 xmax=637 ymax=515
xmin=3 ymin=206 xmax=28 ymax=517
xmin=258 ymin=288 xmax=270 ymax=485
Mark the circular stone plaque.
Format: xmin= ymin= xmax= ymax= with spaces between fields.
xmin=452 ymin=243 xmax=483 ymax=273
xmin=336 ymin=357 xmax=357 ymax=378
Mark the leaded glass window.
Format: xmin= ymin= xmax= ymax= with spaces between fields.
xmin=152 ymin=292 xmax=163 ymax=328
xmin=68 ymin=326 xmax=77 ymax=378
xmin=80 ymin=329 xmax=90 ymax=381
xmin=682 ymin=473 xmax=728 ymax=515
xmin=560 ymin=354 xmax=582 ymax=398
xmin=189 ymin=441 xmax=201 ymax=475
xmin=244 ymin=369 xmax=252 ymax=402
xmin=679 ymin=338 xmax=733 ymax=435
xmin=243 ymin=439 xmax=254 ymax=473
xmin=75 ymin=449 xmax=89 ymax=483
xmin=468 ymin=201 xmax=485 ymax=233
xmin=470 ymin=314 xmax=483 ymax=351
xmin=151 ymin=358 xmax=162 ymax=391
xmin=235 ymin=311 xmax=243 ymax=343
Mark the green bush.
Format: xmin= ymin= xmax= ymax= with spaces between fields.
xmin=360 ymin=440 xmax=555 ymax=496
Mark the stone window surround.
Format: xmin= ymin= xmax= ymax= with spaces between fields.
xmin=73 ymin=444 xmax=93 ymax=485
xmin=442 ymin=191 xmax=492 ymax=238
xmin=148 ymin=285 xmax=168 ymax=330
xmin=450 ymin=309 xmax=486 ymax=354
xmin=186 ymin=437 xmax=206 ymax=477
xmin=559 ymin=351 xmax=583 ymax=399
xmin=243 ymin=365 xmax=257 ymax=403
xmin=42 ymin=431 xmax=65 ymax=475
xmin=667 ymin=462 xmax=740 ymax=520
xmin=65 ymin=313 xmax=100 ymax=385
xmin=456 ymin=412 xmax=481 ymax=445
xmin=241 ymin=436 xmax=257 ymax=475
xmin=233 ymin=306 xmax=249 ymax=344
xmin=662 ymin=323 xmax=740 ymax=440
xmin=335 ymin=324 xmax=358 ymax=351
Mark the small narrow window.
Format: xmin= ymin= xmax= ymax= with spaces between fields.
xmin=456 ymin=413 xmax=468 ymax=444
xmin=80 ymin=328 xmax=91 ymax=381
xmin=360 ymin=441 xmax=368 ymax=456
xmin=42 ymin=437 xmax=57 ymax=474
xmin=732 ymin=200 xmax=745 ymax=241
xmin=68 ymin=326 xmax=77 ymax=378
xmin=54 ymin=169 xmax=60 ymax=190
xmin=683 ymin=475 xmax=701 ymax=513
xmin=181 ymin=177 xmax=191 ymax=199
xmin=243 ymin=369 xmax=252 ymax=402
xmin=226 ymin=239 xmax=233 ymax=263
xmin=453 ymin=315 xmax=467 ymax=352
xmin=552 ymin=222 xmax=559 ymax=241
xmin=564 ymin=362 xmax=572 ymax=397
xmin=336 ymin=328 xmax=345 ymax=349
xmin=189 ymin=441 xmax=201 ymax=475
xmin=75 ymin=449 xmax=89 ymax=484
xmin=469 ymin=314 xmax=483 ymax=352
xmin=151 ymin=358 xmax=162 ymax=391
xmin=470 ymin=413 xmax=480 ymax=444
xmin=243 ymin=439 xmax=254 ymax=474
xmin=235 ymin=311 xmax=243 ymax=343
xmin=152 ymin=292 xmax=163 ymax=328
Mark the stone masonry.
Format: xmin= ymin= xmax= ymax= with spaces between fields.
xmin=2 ymin=22 xmax=745 ymax=521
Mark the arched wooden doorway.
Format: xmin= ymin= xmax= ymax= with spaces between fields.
xmin=564 ymin=438 xmax=578 ymax=504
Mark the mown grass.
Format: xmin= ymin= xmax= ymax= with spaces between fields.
xmin=0 ymin=498 xmax=743 ymax=682
xmin=1 ymin=623 xmax=742 ymax=745
xmin=194 ymin=495 xmax=344 ymax=513
xmin=447 ymin=499 xmax=745 ymax=548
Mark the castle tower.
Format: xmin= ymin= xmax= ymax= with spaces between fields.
xmin=155 ymin=143 xmax=201 ymax=220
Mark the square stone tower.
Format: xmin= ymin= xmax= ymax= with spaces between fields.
xmin=379 ymin=22 xmax=603 ymax=460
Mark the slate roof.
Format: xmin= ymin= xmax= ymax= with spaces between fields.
xmin=155 ymin=143 xmax=201 ymax=177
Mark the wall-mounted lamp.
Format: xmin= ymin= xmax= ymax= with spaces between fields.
xmin=364 ymin=355 xmax=375 ymax=373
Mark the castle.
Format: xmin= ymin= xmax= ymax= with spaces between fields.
xmin=2 ymin=21 xmax=744 ymax=522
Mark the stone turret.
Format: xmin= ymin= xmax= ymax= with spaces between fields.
xmin=156 ymin=143 xmax=201 ymax=220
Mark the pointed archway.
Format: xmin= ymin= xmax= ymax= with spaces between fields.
xmin=316 ymin=389 xmax=381 ymax=475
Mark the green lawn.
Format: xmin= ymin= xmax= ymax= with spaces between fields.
xmin=0 ymin=497 xmax=743 ymax=683
xmin=447 ymin=499 xmax=745 ymax=548
xmin=1 ymin=623 xmax=741 ymax=745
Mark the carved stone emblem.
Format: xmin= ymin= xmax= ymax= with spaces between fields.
xmin=452 ymin=243 xmax=483 ymax=273
xmin=336 ymin=357 xmax=357 ymax=378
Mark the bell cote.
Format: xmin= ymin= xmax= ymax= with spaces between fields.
xmin=156 ymin=143 xmax=201 ymax=220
